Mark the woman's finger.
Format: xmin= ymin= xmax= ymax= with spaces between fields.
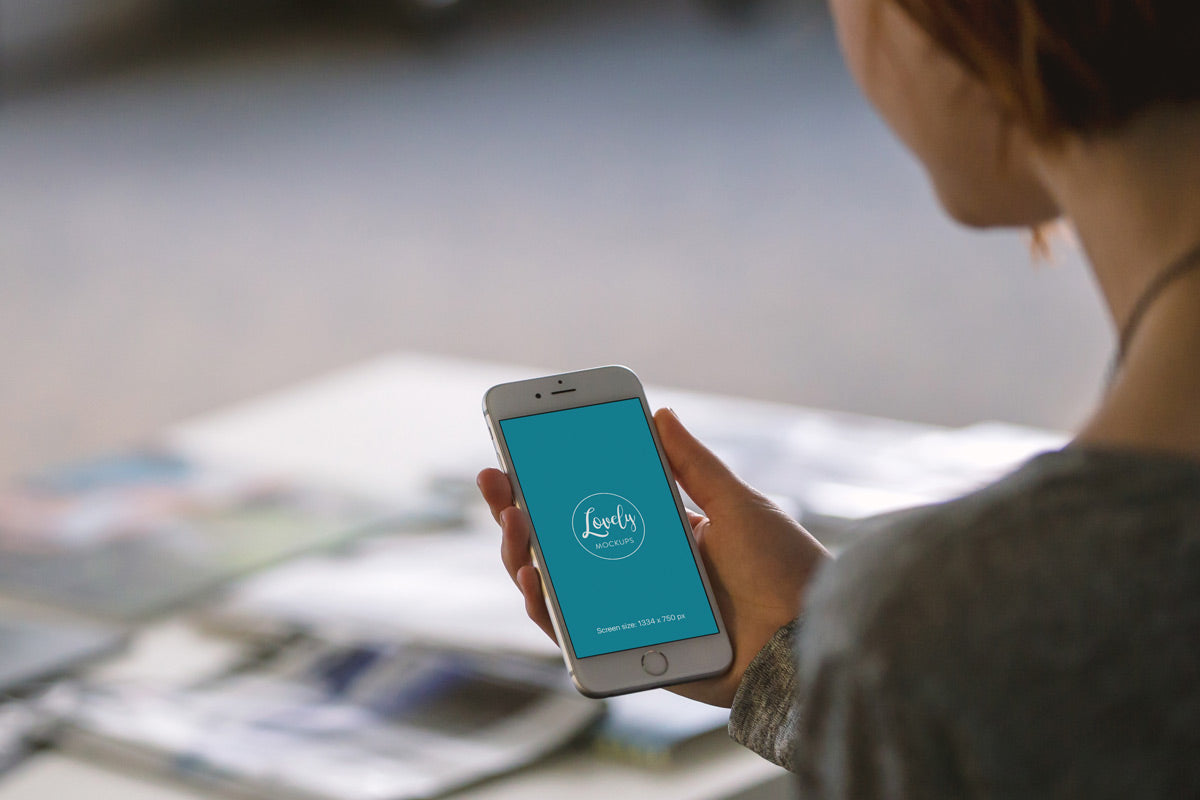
xmin=517 ymin=565 xmax=557 ymax=643
xmin=476 ymin=468 xmax=514 ymax=525
xmin=499 ymin=506 xmax=533 ymax=586
xmin=654 ymin=408 xmax=744 ymax=513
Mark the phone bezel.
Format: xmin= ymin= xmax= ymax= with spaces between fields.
xmin=483 ymin=365 xmax=732 ymax=697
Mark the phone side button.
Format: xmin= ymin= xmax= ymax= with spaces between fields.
xmin=641 ymin=650 xmax=668 ymax=676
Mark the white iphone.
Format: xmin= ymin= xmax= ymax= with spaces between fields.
xmin=483 ymin=365 xmax=733 ymax=697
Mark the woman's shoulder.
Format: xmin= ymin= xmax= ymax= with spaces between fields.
xmin=799 ymin=445 xmax=1200 ymax=671
xmin=794 ymin=447 xmax=1200 ymax=793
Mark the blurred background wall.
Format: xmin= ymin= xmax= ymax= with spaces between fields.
xmin=0 ymin=0 xmax=1112 ymax=481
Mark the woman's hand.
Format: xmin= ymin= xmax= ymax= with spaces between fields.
xmin=476 ymin=408 xmax=830 ymax=707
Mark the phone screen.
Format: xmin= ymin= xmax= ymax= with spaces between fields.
xmin=499 ymin=398 xmax=719 ymax=658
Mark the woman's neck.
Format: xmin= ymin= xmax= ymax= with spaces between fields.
xmin=1035 ymin=107 xmax=1200 ymax=458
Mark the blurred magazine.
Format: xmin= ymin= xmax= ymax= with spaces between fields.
xmin=591 ymin=690 xmax=730 ymax=768
xmin=202 ymin=525 xmax=562 ymax=659
xmin=0 ymin=449 xmax=415 ymax=619
xmin=63 ymin=639 xmax=602 ymax=800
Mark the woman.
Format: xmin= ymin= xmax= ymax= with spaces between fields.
xmin=479 ymin=1 xmax=1200 ymax=795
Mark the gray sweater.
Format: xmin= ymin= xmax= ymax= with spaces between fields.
xmin=728 ymin=446 xmax=1200 ymax=798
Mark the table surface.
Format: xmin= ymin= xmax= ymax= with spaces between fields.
xmin=0 ymin=352 xmax=1065 ymax=799
xmin=1 ymin=353 xmax=809 ymax=800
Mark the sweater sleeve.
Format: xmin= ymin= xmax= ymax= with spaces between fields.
xmin=793 ymin=647 xmax=967 ymax=798
xmin=727 ymin=618 xmax=802 ymax=772
xmin=790 ymin=518 xmax=971 ymax=799
xmin=725 ymin=605 xmax=967 ymax=793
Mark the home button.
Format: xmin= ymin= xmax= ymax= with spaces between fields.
xmin=641 ymin=650 xmax=668 ymax=676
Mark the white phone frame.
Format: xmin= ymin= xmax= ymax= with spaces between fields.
xmin=483 ymin=365 xmax=732 ymax=698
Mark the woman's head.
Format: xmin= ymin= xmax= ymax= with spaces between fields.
xmin=829 ymin=0 xmax=1200 ymax=228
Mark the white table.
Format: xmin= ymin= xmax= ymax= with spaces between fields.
xmin=0 ymin=352 xmax=1064 ymax=799
xmin=1 ymin=353 xmax=805 ymax=800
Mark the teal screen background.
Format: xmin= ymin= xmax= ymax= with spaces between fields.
xmin=500 ymin=398 xmax=719 ymax=658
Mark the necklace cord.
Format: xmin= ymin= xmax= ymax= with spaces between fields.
xmin=1112 ymin=240 xmax=1200 ymax=374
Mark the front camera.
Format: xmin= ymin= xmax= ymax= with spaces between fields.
xmin=535 ymin=393 xmax=542 ymax=398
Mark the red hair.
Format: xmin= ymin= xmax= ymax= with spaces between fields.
xmin=890 ymin=1 xmax=1200 ymax=140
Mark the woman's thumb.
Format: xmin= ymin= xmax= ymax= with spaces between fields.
xmin=654 ymin=408 xmax=743 ymax=513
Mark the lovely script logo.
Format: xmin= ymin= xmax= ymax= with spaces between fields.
xmin=570 ymin=493 xmax=645 ymax=560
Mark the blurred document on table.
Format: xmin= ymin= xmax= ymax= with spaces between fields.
xmin=0 ymin=449 xmax=415 ymax=619
xmin=592 ymin=690 xmax=731 ymax=767
xmin=207 ymin=524 xmax=560 ymax=658
xmin=65 ymin=639 xmax=600 ymax=800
